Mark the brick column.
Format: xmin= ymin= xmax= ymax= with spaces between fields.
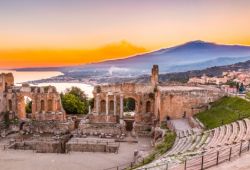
xmin=88 ymin=105 xmax=91 ymax=114
xmin=120 ymin=94 xmax=123 ymax=118
xmin=96 ymin=94 xmax=100 ymax=115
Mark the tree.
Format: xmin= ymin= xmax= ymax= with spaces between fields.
xmin=62 ymin=94 xmax=88 ymax=114
xmin=226 ymin=80 xmax=237 ymax=88
xmin=88 ymin=98 xmax=94 ymax=109
xmin=236 ymin=82 xmax=240 ymax=92
xmin=124 ymin=98 xmax=136 ymax=112
xmin=25 ymin=101 xmax=32 ymax=113
xmin=65 ymin=87 xmax=87 ymax=102
xmin=2 ymin=112 xmax=10 ymax=128
xmin=61 ymin=87 xmax=89 ymax=114
xmin=239 ymin=83 xmax=245 ymax=93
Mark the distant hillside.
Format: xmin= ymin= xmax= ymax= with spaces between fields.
xmin=24 ymin=59 xmax=250 ymax=85
xmin=15 ymin=41 xmax=250 ymax=86
xmin=117 ymin=60 xmax=250 ymax=84
xmin=78 ymin=40 xmax=250 ymax=73
xmin=16 ymin=41 xmax=250 ymax=76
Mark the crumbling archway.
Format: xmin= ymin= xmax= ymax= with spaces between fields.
xmin=48 ymin=99 xmax=53 ymax=112
xmin=109 ymin=100 xmax=114 ymax=114
xmin=8 ymin=99 xmax=13 ymax=112
xmin=16 ymin=94 xmax=35 ymax=119
xmin=123 ymin=97 xmax=136 ymax=112
xmin=41 ymin=100 xmax=45 ymax=112
xmin=100 ymin=100 xmax=106 ymax=114
xmin=125 ymin=119 xmax=134 ymax=131
xmin=24 ymin=96 xmax=32 ymax=118
xmin=146 ymin=101 xmax=151 ymax=113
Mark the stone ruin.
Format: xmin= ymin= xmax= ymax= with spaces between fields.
xmin=90 ymin=65 xmax=224 ymax=136
xmin=0 ymin=73 xmax=66 ymax=121
xmin=77 ymin=119 xmax=126 ymax=139
xmin=9 ymin=134 xmax=71 ymax=153
xmin=0 ymin=65 xmax=226 ymax=156
xmin=66 ymin=137 xmax=119 ymax=153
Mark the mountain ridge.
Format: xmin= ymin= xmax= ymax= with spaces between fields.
xmin=15 ymin=41 xmax=250 ymax=75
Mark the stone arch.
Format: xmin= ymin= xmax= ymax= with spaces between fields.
xmin=146 ymin=101 xmax=151 ymax=113
xmin=100 ymin=100 xmax=106 ymax=114
xmin=123 ymin=97 xmax=136 ymax=112
xmin=109 ymin=100 xmax=114 ymax=114
xmin=8 ymin=99 xmax=12 ymax=111
xmin=56 ymin=100 xmax=61 ymax=111
xmin=16 ymin=94 xmax=34 ymax=119
xmin=48 ymin=99 xmax=53 ymax=112
xmin=183 ymin=111 xmax=187 ymax=118
xmin=24 ymin=96 xmax=33 ymax=118
xmin=41 ymin=100 xmax=45 ymax=112
xmin=5 ymin=83 xmax=7 ymax=91
xmin=19 ymin=121 xmax=26 ymax=130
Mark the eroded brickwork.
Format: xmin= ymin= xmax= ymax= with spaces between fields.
xmin=0 ymin=73 xmax=66 ymax=121
xmin=91 ymin=66 xmax=224 ymax=124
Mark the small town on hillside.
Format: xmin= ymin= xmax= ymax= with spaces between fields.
xmin=188 ymin=69 xmax=250 ymax=94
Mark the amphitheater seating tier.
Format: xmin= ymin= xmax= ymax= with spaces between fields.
xmin=138 ymin=118 xmax=250 ymax=170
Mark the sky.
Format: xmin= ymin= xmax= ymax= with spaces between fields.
xmin=1 ymin=0 xmax=250 ymax=68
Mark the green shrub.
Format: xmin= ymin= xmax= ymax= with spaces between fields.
xmin=132 ymin=131 xmax=176 ymax=169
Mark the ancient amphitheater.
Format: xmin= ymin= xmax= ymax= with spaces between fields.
xmin=0 ymin=65 xmax=250 ymax=170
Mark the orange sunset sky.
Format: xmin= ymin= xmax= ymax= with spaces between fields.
xmin=1 ymin=0 xmax=250 ymax=68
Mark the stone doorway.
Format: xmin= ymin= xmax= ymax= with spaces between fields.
xmin=19 ymin=121 xmax=26 ymax=130
xmin=123 ymin=97 xmax=136 ymax=112
xmin=124 ymin=119 xmax=134 ymax=131
xmin=24 ymin=96 xmax=33 ymax=118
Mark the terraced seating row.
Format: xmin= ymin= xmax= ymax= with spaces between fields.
xmin=138 ymin=118 xmax=250 ymax=170
xmin=176 ymin=129 xmax=194 ymax=138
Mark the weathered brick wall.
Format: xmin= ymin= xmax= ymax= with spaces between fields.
xmin=155 ymin=87 xmax=224 ymax=120
xmin=0 ymin=80 xmax=66 ymax=121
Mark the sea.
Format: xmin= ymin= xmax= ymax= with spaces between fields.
xmin=0 ymin=70 xmax=94 ymax=98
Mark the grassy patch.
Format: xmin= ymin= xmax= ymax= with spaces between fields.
xmin=195 ymin=96 xmax=250 ymax=129
xmin=132 ymin=131 xmax=176 ymax=169
xmin=246 ymin=92 xmax=250 ymax=100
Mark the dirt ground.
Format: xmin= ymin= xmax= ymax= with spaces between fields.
xmin=0 ymin=137 xmax=152 ymax=170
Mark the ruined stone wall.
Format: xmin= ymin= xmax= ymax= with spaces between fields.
xmin=0 ymin=73 xmax=65 ymax=121
xmin=93 ymin=83 xmax=154 ymax=94
xmin=5 ymin=85 xmax=65 ymax=121
xmin=0 ymin=73 xmax=14 ymax=114
xmin=4 ymin=73 xmax=14 ymax=87
xmin=91 ymin=66 xmax=225 ymax=124
xmin=0 ymin=74 xmax=5 ymax=93
xmin=78 ymin=121 xmax=125 ymax=136
xmin=88 ymin=114 xmax=119 ymax=123
xmin=93 ymin=83 xmax=155 ymax=116
xmin=0 ymin=73 xmax=14 ymax=92
xmin=22 ymin=120 xmax=74 ymax=134
xmin=66 ymin=138 xmax=119 ymax=153
xmin=151 ymin=65 xmax=159 ymax=87
xmin=155 ymin=87 xmax=224 ymax=120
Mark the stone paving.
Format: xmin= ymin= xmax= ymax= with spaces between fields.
xmin=0 ymin=137 xmax=152 ymax=170
xmin=170 ymin=118 xmax=192 ymax=131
